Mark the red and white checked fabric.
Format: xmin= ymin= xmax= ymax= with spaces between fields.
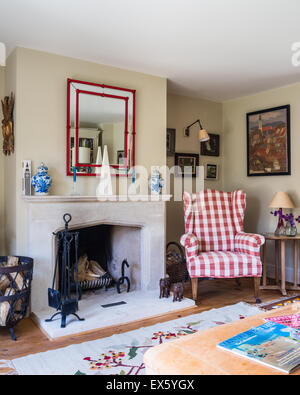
xmin=183 ymin=192 xmax=194 ymax=234
xmin=235 ymin=232 xmax=265 ymax=257
xmin=180 ymin=190 xmax=264 ymax=279
xmin=180 ymin=233 xmax=199 ymax=259
xmin=187 ymin=251 xmax=262 ymax=278
xmin=232 ymin=190 xmax=246 ymax=233
xmin=191 ymin=190 xmax=236 ymax=252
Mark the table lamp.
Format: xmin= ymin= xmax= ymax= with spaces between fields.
xmin=269 ymin=192 xmax=295 ymax=235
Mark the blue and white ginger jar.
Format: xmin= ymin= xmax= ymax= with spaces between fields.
xmin=32 ymin=162 xmax=52 ymax=195
xmin=150 ymin=168 xmax=163 ymax=195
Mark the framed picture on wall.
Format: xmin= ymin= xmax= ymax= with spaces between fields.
xmin=246 ymin=105 xmax=291 ymax=176
xmin=204 ymin=163 xmax=218 ymax=180
xmin=200 ymin=133 xmax=220 ymax=156
xmin=117 ymin=150 xmax=125 ymax=165
xmin=174 ymin=152 xmax=199 ymax=177
xmin=167 ymin=128 xmax=176 ymax=156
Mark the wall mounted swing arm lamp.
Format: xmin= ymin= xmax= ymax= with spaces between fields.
xmin=184 ymin=119 xmax=210 ymax=142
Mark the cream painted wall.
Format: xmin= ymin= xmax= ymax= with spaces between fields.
xmin=0 ymin=66 xmax=5 ymax=253
xmin=3 ymin=51 xmax=18 ymax=254
xmin=166 ymin=93 xmax=223 ymax=243
xmin=223 ymin=83 xmax=300 ymax=283
xmin=6 ymin=47 xmax=167 ymax=254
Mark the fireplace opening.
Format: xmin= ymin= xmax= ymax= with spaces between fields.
xmin=55 ymin=223 xmax=141 ymax=295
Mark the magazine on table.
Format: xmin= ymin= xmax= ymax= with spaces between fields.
xmin=217 ymin=321 xmax=300 ymax=374
xmin=265 ymin=313 xmax=300 ymax=329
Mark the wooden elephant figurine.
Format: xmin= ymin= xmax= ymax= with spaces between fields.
xmin=173 ymin=282 xmax=184 ymax=302
xmin=159 ymin=277 xmax=170 ymax=299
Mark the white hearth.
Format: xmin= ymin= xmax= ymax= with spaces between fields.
xmin=32 ymin=288 xmax=195 ymax=339
xmin=23 ymin=195 xmax=194 ymax=337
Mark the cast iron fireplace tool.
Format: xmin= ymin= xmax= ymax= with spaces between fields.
xmin=46 ymin=213 xmax=84 ymax=328
xmin=116 ymin=259 xmax=130 ymax=293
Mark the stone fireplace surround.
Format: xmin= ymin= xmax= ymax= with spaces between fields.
xmin=21 ymin=196 xmax=193 ymax=339
xmin=23 ymin=195 xmax=195 ymax=338
xmin=24 ymin=195 xmax=171 ymax=314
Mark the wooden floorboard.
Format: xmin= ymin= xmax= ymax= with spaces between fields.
xmin=0 ymin=278 xmax=294 ymax=361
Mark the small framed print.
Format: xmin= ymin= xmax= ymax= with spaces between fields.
xmin=166 ymin=128 xmax=176 ymax=156
xmin=175 ymin=153 xmax=199 ymax=177
xmin=204 ymin=163 xmax=218 ymax=180
xmin=117 ymin=150 xmax=125 ymax=165
xmin=200 ymin=133 xmax=220 ymax=156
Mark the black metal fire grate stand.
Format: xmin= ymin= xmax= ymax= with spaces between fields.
xmin=46 ymin=213 xmax=84 ymax=328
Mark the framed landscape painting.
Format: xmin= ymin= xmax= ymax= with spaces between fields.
xmin=247 ymin=105 xmax=291 ymax=176
xmin=204 ymin=163 xmax=218 ymax=180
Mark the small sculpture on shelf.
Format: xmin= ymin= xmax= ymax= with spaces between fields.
xmin=173 ymin=282 xmax=184 ymax=302
xmin=31 ymin=162 xmax=52 ymax=195
xmin=159 ymin=277 xmax=170 ymax=299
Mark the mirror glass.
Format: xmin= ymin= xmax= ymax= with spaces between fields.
xmin=67 ymin=80 xmax=135 ymax=176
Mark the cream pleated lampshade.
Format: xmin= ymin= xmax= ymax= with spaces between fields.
xmin=269 ymin=192 xmax=295 ymax=209
xmin=198 ymin=128 xmax=209 ymax=142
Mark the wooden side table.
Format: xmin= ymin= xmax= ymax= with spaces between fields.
xmin=261 ymin=233 xmax=300 ymax=296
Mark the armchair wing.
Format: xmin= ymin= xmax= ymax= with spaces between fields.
xmin=235 ymin=232 xmax=265 ymax=257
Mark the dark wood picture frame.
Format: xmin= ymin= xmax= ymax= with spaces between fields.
xmin=167 ymin=128 xmax=176 ymax=156
xmin=246 ymin=105 xmax=291 ymax=177
xmin=200 ymin=133 xmax=220 ymax=156
xmin=174 ymin=152 xmax=199 ymax=177
xmin=205 ymin=163 xmax=218 ymax=180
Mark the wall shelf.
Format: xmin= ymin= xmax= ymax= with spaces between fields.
xmin=22 ymin=195 xmax=172 ymax=203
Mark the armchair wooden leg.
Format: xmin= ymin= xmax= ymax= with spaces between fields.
xmin=253 ymin=277 xmax=261 ymax=304
xmin=191 ymin=278 xmax=198 ymax=301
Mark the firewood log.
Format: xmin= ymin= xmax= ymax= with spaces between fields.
xmin=0 ymin=275 xmax=9 ymax=293
xmin=89 ymin=260 xmax=106 ymax=277
xmin=7 ymin=256 xmax=19 ymax=266
xmin=76 ymin=255 xmax=107 ymax=282
xmin=6 ymin=256 xmax=24 ymax=290
xmin=77 ymin=254 xmax=89 ymax=275
xmin=0 ymin=288 xmax=15 ymax=326
xmin=76 ymin=254 xmax=89 ymax=282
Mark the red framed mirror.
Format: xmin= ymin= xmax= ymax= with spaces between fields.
xmin=67 ymin=79 xmax=135 ymax=177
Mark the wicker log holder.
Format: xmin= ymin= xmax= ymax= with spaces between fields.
xmin=166 ymin=242 xmax=189 ymax=284
xmin=0 ymin=256 xmax=33 ymax=341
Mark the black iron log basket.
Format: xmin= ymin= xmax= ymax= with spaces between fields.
xmin=0 ymin=256 xmax=34 ymax=340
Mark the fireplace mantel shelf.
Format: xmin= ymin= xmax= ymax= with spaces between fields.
xmin=22 ymin=194 xmax=172 ymax=203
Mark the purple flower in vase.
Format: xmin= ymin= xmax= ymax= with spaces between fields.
xmin=270 ymin=210 xmax=300 ymax=227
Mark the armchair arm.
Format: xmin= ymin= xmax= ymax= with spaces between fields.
xmin=235 ymin=232 xmax=265 ymax=257
xmin=180 ymin=233 xmax=199 ymax=258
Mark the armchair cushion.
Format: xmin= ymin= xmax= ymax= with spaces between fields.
xmin=187 ymin=251 xmax=262 ymax=279
xmin=235 ymin=232 xmax=265 ymax=257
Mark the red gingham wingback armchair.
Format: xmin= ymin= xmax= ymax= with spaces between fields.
xmin=180 ymin=190 xmax=265 ymax=302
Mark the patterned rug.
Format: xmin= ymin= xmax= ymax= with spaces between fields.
xmin=257 ymin=294 xmax=300 ymax=311
xmin=3 ymin=302 xmax=261 ymax=375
